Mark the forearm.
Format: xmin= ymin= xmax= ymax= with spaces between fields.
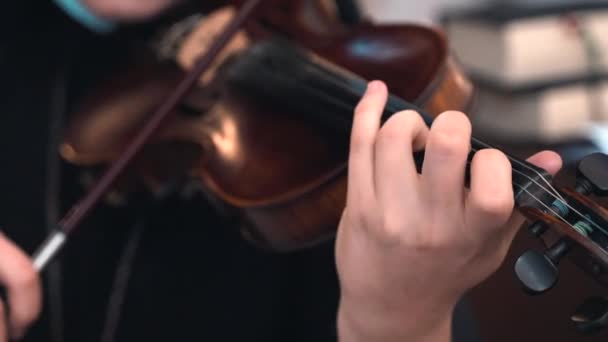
xmin=337 ymin=299 xmax=453 ymax=342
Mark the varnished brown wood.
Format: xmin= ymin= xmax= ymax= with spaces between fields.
xmin=515 ymin=181 xmax=608 ymax=292
xmin=518 ymin=205 xmax=608 ymax=267
xmin=311 ymin=23 xmax=473 ymax=109
xmin=561 ymin=187 xmax=608 ymax=224
xmin=467 ymin=162 xmax=608 ymax=342
xmin=51 ymin=3 xmax=608 ymax=341
xmin=60 ymin=15 xmax=473 ymax=251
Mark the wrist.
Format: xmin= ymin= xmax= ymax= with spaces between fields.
xmin=337 ymin=296 xmax=454 ymax=342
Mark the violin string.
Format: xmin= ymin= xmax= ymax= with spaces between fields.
xmin=247 ymin=47 xmax=608 ymax=236
xmin=301 ymin=53 xmax=563 ymax=205
xmin=236 ymin=41 xmax=607 ymax=236
xmin=471 ymin=137 xmax=567 ymax=203
xmin=365 ymin=90 xmax=606 ymax=234
xmin=295 ymin=53 xmax=591 ymax=215
xmin=513 ymin=179 xmax=580 ymax=232
xmin=297 ymin=50 xmax=563 ymax=203
xmin=468 ymin=145 xmax=608 ymax=236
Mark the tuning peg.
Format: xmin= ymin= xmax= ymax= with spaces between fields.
xmin=525 ymin=197 xmax=571 ymax=238
xmin=527 ymin=221 xmax=548 ymax=237
xmin=515 ymin=239 xmax=572 ymax=294
xmin=576 ymin=153 xmax=608 ymax=196
xmin=571 ymin=297 xmax=608 ymax=333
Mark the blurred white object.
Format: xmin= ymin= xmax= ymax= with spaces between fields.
xmin=357 ymin=0 xmax=478 ymax=24
xmin=355 ymin=0 xmax=608 ymax=143
xmin=444 ymin=12 xmax=608 ymax=88
xmin=439 ymin=1 xmax=608 ymax=142
xmin=589 ymin=124 xmax=608 ymax=154
xmin=472 ymin=81 xmax=608 ymax=142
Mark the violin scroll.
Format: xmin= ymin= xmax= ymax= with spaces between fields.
xmin=514 ymin=152 xmax=608 ymax=332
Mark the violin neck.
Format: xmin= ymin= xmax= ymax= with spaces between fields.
xmin=226 ymin=39 xmax=555 ymax=210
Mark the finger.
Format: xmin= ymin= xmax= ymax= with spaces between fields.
xmin=374 ymin=110 xmax=428 ymax=211
xmin=0 ymin=234 xmax=41 ymax=339
xmin=465 ymin=149 xmax=514 ymax=234
xmin=524 ymin=150 xmax=563 ymax=176
xmin=502 ymin=150 xmax=563 ymax=239
xmin=347 ymin=80 xmax=388 ymax=206
xmin=420 ymin=111 xmax=471 ymax=216
xmin=0 ymin=301 xmax=6 ymax=342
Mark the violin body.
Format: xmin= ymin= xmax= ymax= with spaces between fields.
xmin=59 ymin=4 xmax=473 ymax=251
xmin=52 ymin=0 xmax=608 ymax=334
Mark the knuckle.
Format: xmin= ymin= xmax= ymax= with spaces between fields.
xmin=476 ymin=148 xmax=510 ymax=167
xmin=377 ymin=213 xmax=404 ymax=242
xmin=360 ymin=214 xmax=378 ymax=232
xmin=12 ymin=262 xmax=39 ymax=292
xmin=436 ymin=110 xmax=471 ymax=127
xmin=349 ymin=130 xmax=369 ymax=153
xmin=12 ymin=312 xmax=32 ymax=333
xmin=376 ymin=124 xmax=401 ymax=148
xmin=434 ymin=111 xmax=471 ymax=133
xmin=406 ymin=229 xmax=437 ymax=249
xmin=428 ymin=112 xmax=471 ymax=156
xmin=429 ymin=130 xmax=469 ymax=156
xmin=350 ymin=207 xmax=379 ymax=231
xmin=388 ymin=110 xmax=421 ymax=126
xmin=470 ymin=148 xmax=514 ymax=219
xmin=377 ymin=110 xmax=425 ymax=145
xmin=405 ymin=229 xmax=451 ymax=252
xmin=472 ymin=191 xmax=514 ymax=219
xmin=354 ymin=100 xmax=372 ymax=116
xmin=380 ymin=213 xmax=445 ymax=249
xmin=18 ymin=307 xmax=39 ymax=327
xmin=354 ymin=84 xmax=385 ymax=115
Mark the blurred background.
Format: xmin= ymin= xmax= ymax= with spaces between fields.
xmin=0 ymin=0 xmax=607 ymax=341
xmin=361 ymin=0 xmax=608 ymax=155
xmin=360 ymin=1 xmax=608 ymax=341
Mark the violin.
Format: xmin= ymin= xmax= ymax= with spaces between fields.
xmin=31 ymin=0 xmax=608 ymax=334
xmin=56 ymin=0 xmax=473 ymax=251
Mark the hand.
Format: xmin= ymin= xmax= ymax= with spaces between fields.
xmin=335 ymin=81 xmax=562 ymax=341
xmin=82 ymin=0 xmax=183 ymax=22
xmin=0 ymin=234 xmax=41 ymax=341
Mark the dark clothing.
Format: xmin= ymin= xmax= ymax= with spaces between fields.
xmin=0 ymin=3 xmax=480 ymax=341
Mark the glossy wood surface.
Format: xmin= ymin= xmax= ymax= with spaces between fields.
xmin=60 ymin=12 xmax=473 ymax=250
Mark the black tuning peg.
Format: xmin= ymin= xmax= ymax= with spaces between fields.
xmin=515 ymin=239 xmax=572 ymax=294
xmin=527 ymin=221 xmax=548 ymax=237
xmin=577 ymin=153 xmax=608 ymax=196
xmin=571 ymin=297 xmax=608 ymax=333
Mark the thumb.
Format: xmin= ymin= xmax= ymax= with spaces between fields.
xmin=0 ymin=234 xmax=42 ymax=340
xmin=0 ymin=300 xmax=6 ymax=342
